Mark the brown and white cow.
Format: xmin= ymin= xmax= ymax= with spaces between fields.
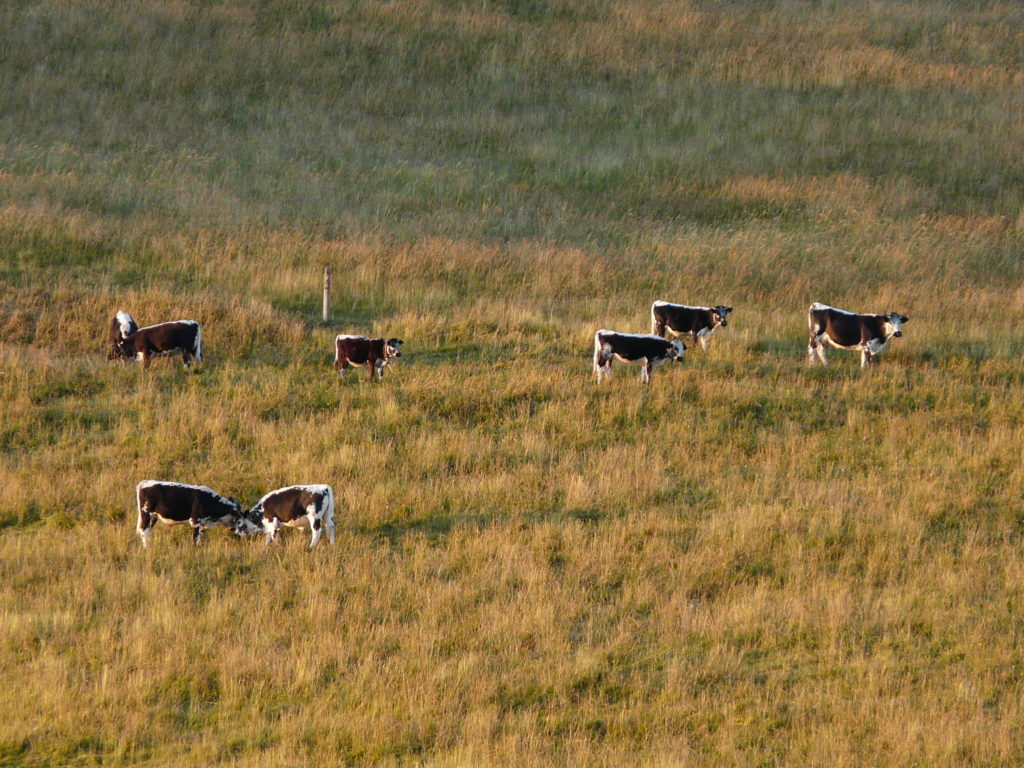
xmin=117 ymin=320 xmax=202 ymax=368
xmin=651 ymin=301 xmax=733 ymax=351
xmin=108 ymin=311 xmax=139 ymax=360
xmin=234 ymin=485 xmax=335 ymax=549
xmin=135 ymin=480 xmax=245 ymax=548
xmin=593 ymin=329 xmax=685 ymax=384
xmin=807 ymin=302 xmax=909 ymax=368
xmin=334 ymin=335 xmax=402 ymax=379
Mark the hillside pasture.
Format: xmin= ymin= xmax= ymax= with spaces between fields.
xmin=1 ymin=1 xmax=1024 ymax=766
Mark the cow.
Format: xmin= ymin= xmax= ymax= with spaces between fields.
xmin=651 ymin=301 xmax=733 ymax=351
xmin=107 ymin=311 xmax=138 ymax=360
xmin=234 ymin=485 xmax=335 ymax=549
xmin=807 ymin=302 xmax=909 ymax=368
xmin=593 ymin=329 xmax=686 ymax=384
xmin=135 ymin=480 xmax=245 ymax=548
xmin=334 ymin=335 xmax=403 ymax=379
xmin=117 ymin=320 xmax=202 ymax=368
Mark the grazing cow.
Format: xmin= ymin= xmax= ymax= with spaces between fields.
xmin=135 ymin=480 xmax=244 ymax=548
xmin=107 ymin=311 xmax=138 ymax=360
xmin=334 ymin=335 xmax=403 ymax=379
xmin=807 ymin=302 xmax=909 ymax=368
xmin=235 ymin=485 xmax=335 ymax=549
xmin=118 ymin=320 xmax=202 ymax=368
xmin=593 ymin=329 xmax=685 ymax=384
xmin=651 ymin=301 xmax=733 ymax=350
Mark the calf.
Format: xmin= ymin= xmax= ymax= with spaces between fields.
xmin=235 ymin=485 xmax=335 ymax=549
xmin=651 ymin=301 xmax=733 ymax=350
xmin=334 ymin=335 xmax=403 ymax=379
xmin=135 ymin=480 xmax=244 ymax=548
xmin=807 ymin=302 xmax=909 ymax=368
xmin=593 ymin=329 xmax=685 ymax=384
xmin=107 ymin=311 xmax=138 ymax=360
xmin=118 ymin=320 xmax=202 ymax=368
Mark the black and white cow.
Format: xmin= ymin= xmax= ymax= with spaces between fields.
xmin=651 ymin=301 xmax=733 ymax=351
xmin=235 ymin=484 xmax=335 ymax=549
xmin=334 ymin=335 xmax=403 ymax=379
xmin=135 ymin=480 xmax=245 ymax=548
xmin=593 ymin=329 xmax=686 ymax=384
xmin=117 ymin=320 xmax=203 ymax=368
xmin=807 ymin=302 xmax=909 ymax=368
xmin=108 ymin=311 xmax=139 ymax=360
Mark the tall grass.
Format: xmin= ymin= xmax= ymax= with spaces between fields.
xmin=1 ymin=1 xmax=1024 ymax=765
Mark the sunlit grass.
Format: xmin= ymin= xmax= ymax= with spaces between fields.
xmin=1 ymin=0 xmax=1024 ymax=765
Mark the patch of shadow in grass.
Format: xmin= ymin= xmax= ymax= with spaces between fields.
xmin=748 ymin=337 xmax=805 ymax=358
xmin=362 ymin=512 xmax=490 ymax=545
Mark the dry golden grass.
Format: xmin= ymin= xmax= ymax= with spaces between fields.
xmin=2 ymin=0 xmax=1024 ymax=765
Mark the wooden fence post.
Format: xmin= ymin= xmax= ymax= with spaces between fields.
xmin=322 ymin=265 xmax=331 ymax=324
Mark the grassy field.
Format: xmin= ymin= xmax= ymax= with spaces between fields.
xmin=2 ymin=0 xmax=1024 ymax=765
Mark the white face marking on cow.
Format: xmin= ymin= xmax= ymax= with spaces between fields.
xmin=115 ymin=311 xmax=135 ymax=337
xmin=886 ymin=314 xmax=906 ymax=339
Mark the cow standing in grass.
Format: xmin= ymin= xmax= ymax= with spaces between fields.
xmin=593 ymin=329 xmax=685 ymax=384
xmin=650 ymin=301 xmax=733 ymax=351
xmin=118 ymin=320 xmax=203 ymax=368
xmin=135 ymin=480 xmax=245 ymax=548
xmin=334 ymin=335 xmax=403 ymax=380
xmin=807 ymin=302 xmax=909 ymax=368
xmin=234 ymin=485 xmax=335 ymax=549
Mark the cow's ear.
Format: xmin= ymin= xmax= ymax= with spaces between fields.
xmin=725 ymin=306 xmax=733 ymax=313
xmin=900 ymin=315 xmax=910 ymax=323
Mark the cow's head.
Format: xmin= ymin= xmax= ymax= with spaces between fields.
xmin=713 ymin=306 xmax=733 ymax=328
xmin=385 ymin=338 xmax=403 ymax=360
xmin=231 ymin=506 xmax=262 ymax=539
xmin=114 ymin=334 xmax=136 ymax=358
xmin=670 ymin=339 xmax=686 ymax=362
xmin=886 ymin=313 xmax=909 ymax=338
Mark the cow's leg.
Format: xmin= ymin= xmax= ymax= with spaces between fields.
xmin=142 ymin=350 xmax=152 ymax=369
xmin=308 ymin=512 xmax=324 ymax=549
xmin=190 ymin=519 xmax=204 ymax=544
xmin=181 ymin=349 xmax=193 ymax=368
xmin=338 ymin=360 xmax=349 ymax=378
xmin=807 ymin=336 xmax=818 ymax=365
xmin=262 ymin=518 xmax=280 ymax=545
xmin=640 ymin=359 xmax=652 ymax=384
xmin=861 ymin=350 xmax=872 ymax=369
xmin=698 ymin=330 xmax=710 ymax=351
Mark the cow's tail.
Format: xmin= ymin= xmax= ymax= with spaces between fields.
xmin=593 ymin=330 xmax=610 ymax=380
xmin=192 ymin=324 xmax=202 ymax=364
xmin=650 ymin=302 xmax=663 ymax=336
xmin=333 ymin=336 xmax=339 ymax=368
xmin=324 ymin=485 xmax=336 ymax=544
xmin=136 ymin=483 xmax=152 ymax=548
xmin=807 ymin=304 xmax=822 ymax=336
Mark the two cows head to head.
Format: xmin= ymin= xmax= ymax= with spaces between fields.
xmin=136 ymin=481 xmax=335 ymax=549
xmin=109 ymin=313 xmax=203 ymax=368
